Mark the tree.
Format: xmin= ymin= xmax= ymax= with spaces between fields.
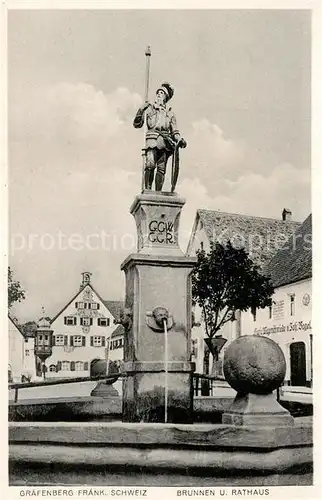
xmin=20 ymin=321 xmax=38 ymax=337
xmin=8 ymin=267 xmax=26 ymax=309
xmin=191 ymin=241 xmax=274 ymax=382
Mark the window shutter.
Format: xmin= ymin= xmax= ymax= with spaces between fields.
xmin=84 ymin=362 xmax=88 ymax=371
xmin=73 ymin=317 xmax=77 ymax=325
xmin=102 ymin=336 xmax=105 ymax=347
xmin=57 ymin=361 xmax=62 ymax=371
xmin=64 ymin=317 xmax=67 ymax=325
xmin=90 ymin=336 xmax=93 ymax=347
xmin=70 ymin=336 xmax=74 ymax=346
xmin=82 ymin=336 xmax=86 ymax=347
xmin=52 ymin=335 xmax=55 ymax=346
xmin=71 ymin=361 xmax=75 ymax=371
xmin=64 ymin=336 xmax=68 ymax=345
xmin=107 ymin=318 xmax=110 ymax=326
xmin=75 ymin=302 xmax=78 ymax=308
xmin=97 ymin=303 xmax=100 ymax=310
xmin=90 ymin=318 xmax=93 ymax=326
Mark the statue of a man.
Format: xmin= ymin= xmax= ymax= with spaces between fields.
xmin=133 ymin=82 xmax=187 ymax=192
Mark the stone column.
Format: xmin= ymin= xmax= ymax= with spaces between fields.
xmin=121 ymin=191 xmax=196 ymax=423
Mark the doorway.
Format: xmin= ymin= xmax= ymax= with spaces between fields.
xmin=290 ymin=342 xmax=307 ymax=386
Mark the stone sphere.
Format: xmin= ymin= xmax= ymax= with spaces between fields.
xmin=223 ymin=335 xmax=286 ymax=394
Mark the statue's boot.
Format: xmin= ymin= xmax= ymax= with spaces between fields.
xmin=155 ymin=172 xmax=165 ymax=191
xmin=145 ymin=169 xmax=154 ymax=190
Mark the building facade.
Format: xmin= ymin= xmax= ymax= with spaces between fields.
xmin=8 ymin=315 xmax=36 ymax=382
xmin=40 ymin=273 xmax=124 ymax=378
xmin=186 ymin=208 xmax=301 ymax=377
xmin=241 ymin=214 xmax=312 ymax=387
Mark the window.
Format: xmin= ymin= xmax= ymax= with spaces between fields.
xmin=61 ymin=361 xmax=70 ymax=371
xmin=90 ymin=336 xmax=106 ymax=347
xmin=75 ymin=361 xmax=83 ymax=371
xmin=64 ymin=316 xmax=77 ymax=326
xmin=89 ymin=303 xmax=100 ymax=310
xmin=80 ymin=317 xmax=93 ymax=326
xmin=55 ymin=335 xmax=65 ymax=346
xmin=49 ymin=364 xmax=56 ymax=372
xmin=93 ymin=336 xmax=102 ymax=347
xmin=98 ymin=317 xmax=110 ymax=327
xmin=191 ymin=339 xmax=198 ymax=357
xmin=75 ymin=302 xmax=85 ymax=309
xmin=72 ymin=336 xmax=85 ymax=347
xmin=290 ymin=294 xmax=295 ymax=316
xmin=112 ymin=338 xmax=123 ymax=349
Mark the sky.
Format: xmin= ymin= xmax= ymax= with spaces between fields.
xmin=8 ymin=9 xmax=311 ymax=322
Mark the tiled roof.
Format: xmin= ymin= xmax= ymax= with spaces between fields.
xmin=194 ymin=209 xmax=301 ymax=269
xmin=263 ymin=214 xmax=312 ymax=288
xmin=110 ymin=324 xmax=125 ymax=338
xmin=102 ymin=300 xmax=123 ymax=320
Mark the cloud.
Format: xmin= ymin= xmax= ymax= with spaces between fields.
xmin=184 ymin=119 xmax=247 ymax=182
xmin=178 ymin=163 xmax=310 ymax=251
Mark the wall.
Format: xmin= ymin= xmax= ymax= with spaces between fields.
xmin=8 ymin=319 xmax=24 ymax=383
xmin=241 ymin=278 xmax=312 ymax=386
xmin=22 ymin=337 xmax=36 ymax=380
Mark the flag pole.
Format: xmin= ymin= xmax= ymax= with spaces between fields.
xmin=141 ymin=46 xmax=151 ymax=192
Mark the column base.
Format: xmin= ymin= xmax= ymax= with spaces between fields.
xmin=122 ymin=363 xmax=194 ymax=423
xmin=222 ymin=392 xmax=294 ymax=426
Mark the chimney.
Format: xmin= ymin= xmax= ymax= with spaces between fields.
xmin=282 ymin=208 xmax=292 ymax=222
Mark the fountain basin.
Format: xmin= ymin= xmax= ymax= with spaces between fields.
xmin=9 ymin=420 xmax=312 ymax=486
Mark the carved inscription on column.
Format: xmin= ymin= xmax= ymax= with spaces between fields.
xmin=148 ymin=219 xmax=175 ymax=244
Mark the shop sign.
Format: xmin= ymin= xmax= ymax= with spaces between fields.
xmin=254 ymin=320 xmax=311 ymax=336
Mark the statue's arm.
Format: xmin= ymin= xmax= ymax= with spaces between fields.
xmin=170 ymin=112 xmax=180 ymax=139
xmin=170 ymin=111 xmax=187 ymax=148
xmin=133 ymin=102 xmax=150 ymax=129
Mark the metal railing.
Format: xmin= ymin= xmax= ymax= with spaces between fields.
xmin=9 ymin=372 xmax=290 ymax=405
xmin=9 ymin=371 xmax=225 ymax=403
xmin=9 ymin=373 xmax=125 ymax=403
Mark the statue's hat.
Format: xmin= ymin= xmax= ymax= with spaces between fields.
xmin=157 ymin=82 xmax=174 ymax=102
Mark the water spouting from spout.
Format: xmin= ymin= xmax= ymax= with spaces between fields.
xmin=163 ymin=318 xmax=168 ymax=423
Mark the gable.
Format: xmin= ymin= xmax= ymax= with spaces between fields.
xmin=51 ymin=284 xmax=116 ymax=326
